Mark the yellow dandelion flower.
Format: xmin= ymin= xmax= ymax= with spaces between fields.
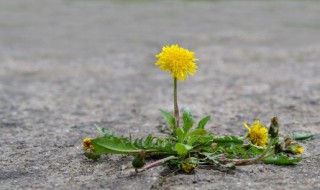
xmin=296 ymin=147 xmax=304 ymax=154
xmin=181 ymin=163 xmax=197 ymax=173
xmin=244 ymin=120 xmax=269 ymax=147
xmin=83 ymin=137 xmax=93 ymax=151
xmin=287 ymin=143 xmax=304 ymax=155
xmin=155 ymin=44 xmax=198 ymax=81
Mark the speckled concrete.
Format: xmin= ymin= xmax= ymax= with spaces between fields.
xmin=0 ymin=0 xmax=319 ymax=189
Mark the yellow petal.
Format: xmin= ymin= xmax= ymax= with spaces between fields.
xmin=243 ymin=123 xmax=251 ymax=131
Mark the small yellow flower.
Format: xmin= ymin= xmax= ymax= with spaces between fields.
xmin=181 ymin=163 xmax=197 ymax=173
xmin=155 ymin=44 xmax=198 ymax=81
xmin=296 ymin=147 xmax=304 ymax=154
xmin=244 ymin=120 xmax=269 ymax=147
xmin=287 ymin=143 xmax=304 ymax=155
xmin=83 ymin=137 xmax=94 ymax=151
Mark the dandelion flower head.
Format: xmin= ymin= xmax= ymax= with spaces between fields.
xmin=83 ymin=137 xmax=94 ymax=152
xmin=295 ymin=147 xmax=304 ymax=154
xmin=181 ymin=163 xmax=197 ymax=173
xmin=155 ymin=44 xmax=198 ymax=81
xmin=288 ymin=143 xmax=304 ymax=155
xmin=244 ymin=120 xmax=269 ymax=147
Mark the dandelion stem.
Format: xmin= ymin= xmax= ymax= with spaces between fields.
xmin=173 ymin=78 xmax=179 ymax=128
xmin=136 ymin=156 xmax=177 ymax=173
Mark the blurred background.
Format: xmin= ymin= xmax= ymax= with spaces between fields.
xmin=1 ymin=0 xmax=319 ymax=189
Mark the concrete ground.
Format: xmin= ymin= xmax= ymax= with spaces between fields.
xmin=0 ymin=0 xmax=319 ymax=189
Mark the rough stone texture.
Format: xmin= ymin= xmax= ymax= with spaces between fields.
xmin=0 ymin=0 xmax=319 ymax=189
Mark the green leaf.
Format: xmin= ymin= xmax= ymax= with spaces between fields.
xmin=186 ymin=129 xmax=207 ymax=138
xmin=212 ymin=136 xmax=243 ymax=146
xmin=187 ymin=134 xmax=214 ymax=147
xmin=175 ymin=143 xmax=193 ymax=157
xmin=185 ymin=157 xmax=200 ymax=164
xmin=84 ymin=152 xmax=101 ymax=160
xmin=263 ymin=155 xmax=302 ymax=165
xmin=226 ymin=145 xmax=246 ymax=154
xmin=144 ymin=134 xmax=154 ymax=147
xmin=133 ymin=138 xmax=142 ymax=148
xmin=187 ymin=135 xmax=201 ymax=146
xmin=133 ymin=135 xmax=159 ymax=149
xmin=224 ymin=163 xmax=236 ymax=169
xmin=201 ymin=152 xmax=224 ymax=160
xmin=245 ymin=146 xmax=265 ymax=155
xmin=94 ymin=124 xmax=116 ymax=137
xmin=197 ymin=115 xmax=211 ymax=129
xmin=92 ymin=136 xmax=145 ymax=154
xmin=159 ymin=109 xmax=176 ymax=129
xmin=225 ymin=145 xmax=265 ymax=158
xmin=176 ymin=127 xmax=185 ymax=143
xmin=154 ymin=138 xmax=175 ymax=153
xmin=182 ymin=108 xmax=194 ymax=133
xmin=289 ymin=132 xmax=314 ymax=141
xmin=200 ymin=152 xmax=223 ymax=164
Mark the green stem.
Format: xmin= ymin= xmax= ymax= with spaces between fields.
xmin=174 ymin=78 xmax=179 ymax=128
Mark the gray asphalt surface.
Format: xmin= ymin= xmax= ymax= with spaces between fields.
xmin=0 ymin=0 xmax=319 ymax=189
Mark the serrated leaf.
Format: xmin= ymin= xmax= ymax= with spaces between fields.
xmin=188 ymin=134 xmax=214 ymax=147
xmin=134 ymin=138 xmax=143 ymax=149
xmin=175 ymin=143 xmax=193 ymax=157
xmin=289 ymin=132 xmax=314 ymax=141
xmin=245 ymin=146 xmax=265 ymax=155
xmin=201 ymin=152 xmax=223 ymax=164
xmin=212 ymin=136 xmax=243 ymax=146
xmin=160 ymin=109 xmax=176 ymax=129
xmin=95 ymin=124 xmax=116 ymax=137
xmin=183 ymin=108 xmax=194 ymax=133
xmin=144 ymin=134 xmax=154 ymax=147
xmin=154 ymin=138 xmax=175 ymax=153
xmin=263 ymin=155 xmax=302 ymax=165
xmin=92 ymin=136 xmax=148 ymax=154
xmin=197 ymin=115 xmax=211 ymax=129
xmin=226 ymin=145 xmax=246 ymax=154
xmin=133 ymin=135 xmax=158 ymax=149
